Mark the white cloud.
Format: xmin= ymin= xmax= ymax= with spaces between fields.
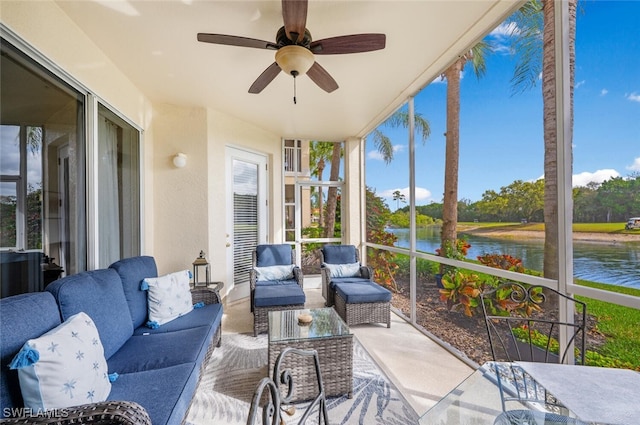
xmin=367 ymin=151 xmax=385 ymax=161
xmin=600 ymin=89 xmax=608 ymax=96
xmin=367 ymin=144 xmax=405 ymax=161
xmin=575 ymin=80 xmax=586 ymax=89
xmin=381 ymin=187 xmax=432 ymax=202
xmin=490 ymin=22 xmax=520 ymax=37
xmin=626 ymin=92 xmax=640 ymax=102
xmin=573 ymin=169 xmax=620 ymax=187
xmin=626 ymin=157 xmax=640 ymax=172
xmin=488 ymin=22 xmax=519 ymax=54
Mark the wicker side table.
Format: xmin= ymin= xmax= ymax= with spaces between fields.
xmin=190 ymin=281 xmax=224 ymax=305
xmin=268 ymin=308 xmax=353 ymax=402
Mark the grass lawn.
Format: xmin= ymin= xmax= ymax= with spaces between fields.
xmin=459 ymin=221 xmax=640 ymax=234
xmin=576 ymin=280 xmax=640 ymax=370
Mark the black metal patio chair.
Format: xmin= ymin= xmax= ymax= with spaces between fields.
xmin=480 ymin=282 xmax=588 ymax=425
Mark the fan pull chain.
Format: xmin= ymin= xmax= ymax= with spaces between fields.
xmin=292 ymin=71 xmax=298 ymax=104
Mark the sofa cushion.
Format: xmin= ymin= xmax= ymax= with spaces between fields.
xmin=108 ymin=363 xmax=197 ymax=425
xmin=254 ymin=284 xmax=305 ymax=307
xmin=9 ymin=312 xmax=111 ymax=411
xmin=324 ymin=262 xmax=361 ymax=278
xmin=255 ymin=244 xmax=292 ymax=267
xmin=133 ymin=302 xmax=223 ymax=336
xmin=322 ymin=245 xmax=357 ymax=264
xmin=46 ymin=269 xmax=134 ymax=359
xmin=254 ymin=264 xmax=295 ymax=281
xmin=334 ymin=282 xmax=392 ymax=304
xmin=1 ymin=293 xmax=62 ymax=414
xmin=109 ymin=256 xmax=158 ymax=329
xmin=107 ymin=326 xmax=211 ymax=374
xmin=143 ymin=270 xmax=193 ymax=326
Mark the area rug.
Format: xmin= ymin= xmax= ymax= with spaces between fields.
xmin=185 ymin=333 xmax=419 ymax=425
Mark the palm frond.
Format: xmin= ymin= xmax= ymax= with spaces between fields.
xmin=370 ymin=129 xmax=394 ymax=164
xmin=506 ymin=0 xmax=544 ymax=95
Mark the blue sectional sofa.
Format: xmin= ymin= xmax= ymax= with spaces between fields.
xmin=0 ymin=256 xmax=223 ymax=425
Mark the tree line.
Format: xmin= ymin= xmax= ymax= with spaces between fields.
xmin=396 ymin=174 xmax=640 ymax=224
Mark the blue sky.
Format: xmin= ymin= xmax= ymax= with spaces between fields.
xmin=365 ymin=0 xmax=640 ymax=210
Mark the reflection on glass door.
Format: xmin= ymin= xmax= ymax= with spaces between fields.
xmin=0 ymin=39 xmax=85 ymax=297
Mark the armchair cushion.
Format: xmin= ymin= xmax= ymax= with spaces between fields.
xmin=9 ymin=312 xmax=111 ymax=411
xmin=324 ymin=262 xmax=361 ymax=278
xmin=256 ymin=278 xmax=299 ymax=286
xmin=322 ymin=245 xmax=358 ymax=264
xmin=254 ymin=284 xmax=306 ymax=307
xmin=254 ymin=264 xmax=295 ymax=281
xmin=255 ymin=244 xmax=293 ymax=267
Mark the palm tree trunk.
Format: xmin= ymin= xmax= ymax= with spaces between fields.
xmin=324 ymin=143 xmax=342 ymax=238
xmin=317 ymin=159 xmax=325 ymax=227
xmin=441 ymin=60 xmax=463 ymax=252
xmin=542 ymin=0 xmax=575 ymax=280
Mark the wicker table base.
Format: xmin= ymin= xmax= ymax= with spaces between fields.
xmin=268 ymin=308 xmax=353 ymax=402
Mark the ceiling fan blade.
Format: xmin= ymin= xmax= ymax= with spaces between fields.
xmin=249 ymin=62 xmax=282 ymax=94
xmin=307 ymin=62 xmax=338 ymax=93
xmin=311 ymin=34 xmax=386 ymax=55
xmin=282 ymin=0 xmax=308 ymax=43
xmin=197 ymin=33 xmax=277 ymax=50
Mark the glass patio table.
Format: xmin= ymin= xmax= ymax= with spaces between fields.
xmin=419 ymin=361 xmax=639 ymax=425
xmin=268 ymin=307 xmax=353 ymax=402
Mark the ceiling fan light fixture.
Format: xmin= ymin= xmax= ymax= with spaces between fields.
xmin=275 ymin=45 xmax=314 ymax=76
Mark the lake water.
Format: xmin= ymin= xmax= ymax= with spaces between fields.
xmin=389 ymin=227 xmax=640 ymax=289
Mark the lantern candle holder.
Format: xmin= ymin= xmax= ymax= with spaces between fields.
xmin=192 ymin=250 xmax=210 ymax=287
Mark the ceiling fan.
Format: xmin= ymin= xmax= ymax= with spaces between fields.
xmin=197 ymin=0 xmax=386 ymax=96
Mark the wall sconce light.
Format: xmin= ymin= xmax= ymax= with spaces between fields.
xmin=173 ymin=153 xmax=187 ymax=168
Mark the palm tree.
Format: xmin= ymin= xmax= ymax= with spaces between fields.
xmin=324 ymin=143 xmax=342 ymax=238
xmin=368 ymin=110 xmax=431 ymax=164
xmin=324 ymin=111 xmax=430 ymax=239
xmin=309 ymin=141 xmax=334 ymax=227
xmin=506 ymin=0 xmax=576 ymax=279
xmin=440 ymin=42 xmax=491 ymax=256
xmin=392 ymin=190 xmax=406 ymax=210
xmin=542 ymin=0 xmax=576 ymax=281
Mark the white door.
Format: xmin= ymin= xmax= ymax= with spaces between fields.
xmin=225 ymin=147 xmax=267 ymax=302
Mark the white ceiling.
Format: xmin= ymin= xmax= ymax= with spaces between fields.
xmin=55 ymin=0 xmax=520 ymax=141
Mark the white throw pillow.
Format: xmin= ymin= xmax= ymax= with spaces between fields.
xmin=324 ymin=262 xmax=361 ymax=278
xmin=254 ymin=264 xmax=295 ymax=281
xmin=143 ymin=270 xmax=193 ymax=326
xmin=9 ymin=312 xmax=111 ymax=411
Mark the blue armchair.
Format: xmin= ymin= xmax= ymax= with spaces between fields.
xmin=320 ymin=245 xmax=372 ymax=307
xmin=320 ymin=245 xmax=391 ymax=328
xmin=250 ymin=244 xmax=306 ymax=336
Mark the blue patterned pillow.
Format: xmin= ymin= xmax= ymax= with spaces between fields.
xmin=324 ymin=262 xmax=361 ymax=278
xmin=9 ymin=312 xmax=111 ymax=410
xmin=142 ymin=270 xmax=193 ymax=326
xmin=254 ymin=264 xmax=295 ymax=281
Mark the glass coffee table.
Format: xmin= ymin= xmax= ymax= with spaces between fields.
xmin=268 ymin=307 xmax=353 ymax=402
